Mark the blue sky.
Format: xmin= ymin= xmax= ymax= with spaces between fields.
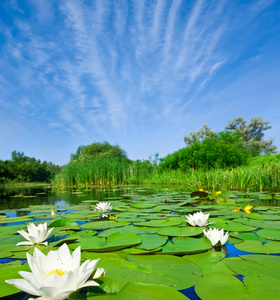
xmin=0 ymin=0 xmax=279 ymax=166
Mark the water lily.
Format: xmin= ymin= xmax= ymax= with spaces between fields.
xmin=17 ymin=223 xmax=54 ymax=246
xmin=6 ymin=243 xmax=103 ymax=300
xmin=186 ymin=211 xmax=210 ymax=227
xmin=94 ymin=202 xmax=112 ymax=213
xmin=232 ymin=208 xmax=240 ymax=212
xmin=203 ymin=228 xmax=229 ymax=246
xmin=244 ymin=205 xmax=253 ymax=214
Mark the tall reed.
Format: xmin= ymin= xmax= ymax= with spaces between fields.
xmin=53 ymin=155 xmax=280 ymax=192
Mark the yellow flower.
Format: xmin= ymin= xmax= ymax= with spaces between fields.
xmin=243 ymin=205 xmax=253 ymax=213
xmin=232 ymin=208 xmax=240 ymax=212
xmin=216 ymin=200 xmax=220 ymax=203
xmin=199 ymin=188 xmax=203 ymax=191
xmin=109 ymin=215 xmax=117 ymax=220
xmin=216 ymin=191 xmax=222 ymax=195
xmin=51 ymin=210 xmax=56 ymax=217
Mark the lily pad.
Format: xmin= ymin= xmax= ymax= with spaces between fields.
xmin=194 ymin=272 xmax=246 ymax=300
xmin=0 ymin=261 xmax=30 ymax=297
xmin=157 ymin=226 xmax=204 ymax=237
xmin=134 ymin=219 xmax=182 ymax=227
xmin=161 ymin=237 xmax=212 ymax=254
xmin=235 ymin=240 xmax=280 ymax=254
xmin=116 ymin=282 xmax=188 ymax=300
xmin=135 ymin=234 xmax=168 ymax=250
xmin=81 ymin=221 xmax=129 ymax=230
xmin=256 ymin=228 xmax=280 ymax=241
xmin=75 ymin=232 xmax=141 ymax=252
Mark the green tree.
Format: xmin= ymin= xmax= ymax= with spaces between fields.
xmin=70 ymin=142 xmax=128 ymax=162
xmin=0 ymin=152 xmax=60 ymax=183
xmin=225 ymin=116 xmax=277 ymax=155
xmin=184 ymin=124 xmax=213 ymax=146
xmin=161 ymin=131 xmax=250 ymax=171
xmin=184 ymin=116 xmax=277 ymax=155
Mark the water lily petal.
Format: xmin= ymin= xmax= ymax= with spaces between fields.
xmin=27 ymin=252 xmax=46 ymax=283
xmin=71 ymin=246 xmax=81 ymax=270
xmin=93 ymin=268 xmax=105 ymax=279
xmin=37 ymin=285 xmax=68 ymax=300
xmin=5 ymin=279 xmax=41 ymax=296
xmin=16 ymin=241 xmax=34 ymax=246
xmin=81 ymin=280 xmax=100 ymax=288
xmin=17 ymin=230 xmax=32 ymax=242
xmin=45 ymin=227 xmax=54 ymax=240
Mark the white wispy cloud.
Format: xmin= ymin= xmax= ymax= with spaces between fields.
xmin=0 ymin=0 xmax=279 ymax=163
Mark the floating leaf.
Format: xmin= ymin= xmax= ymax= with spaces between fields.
xmin=235 ymin=240 xmax=280 ymax=254
xmin=134 ymin=219 xmax=182 ymax=227
xmin=161 ymin=237 xmax=212 ymax=254
xmin=135 ymin=234 xmax=168 ymax=250
xmin=157 ymin=226 xmax=204 ymax=237
xmin=75 ymin=232 xmax=141 ymax=252
xmin=195 ymin=273 xmax=246 ymax=300
xmin=48 ymin=218 xmax=79 ymax=228
xmin=81 ymin=221 xmax=129 ymax=231
xmin=116 ymin=282 xmax=188 ymax=300
xmin=256 ymin=228 xmax=280 ymax=241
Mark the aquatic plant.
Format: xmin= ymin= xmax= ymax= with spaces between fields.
xmin=186 ymin=211 xmax=210 ymax=227
xmin=203 ymin=228 xmax=229 ymax=246
xmin=17 ymin=223 xmax=54 ymax=246
xmin=6 ymin=243 xmax=103 ymax=300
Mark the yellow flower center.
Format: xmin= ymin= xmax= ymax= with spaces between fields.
xmin=47 ymin=268 xmax=67 ymax=277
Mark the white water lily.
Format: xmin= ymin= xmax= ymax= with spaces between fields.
xmin=94 ymin=202 xmax=112 ymax=213
xmin=203 ymin=228 xmax=229 ymax=246
xmin=6 ymin=243 xmax=103 ymax=300
xmin=186 ymin=211 xmax=210 ymax=227
xmin=17 ymin=223 xmax=54 ymax=246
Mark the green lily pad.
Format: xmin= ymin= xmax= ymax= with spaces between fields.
xmin=230 ymin=232 xmax=267 ymax=242
xmin=135 ymin=234 xmax=168 ymax=250
xmin=48 ymin=218 xmax=79 ymax=228
xmin=0 ymin=261 xmax=30 ymax=297
xmin=98 ymin=226 xmax=158 ymax=237
xmin=235 ymin=240 xmax=280 ymax=254
xmin=116 ymin=282 xmax=188 ymax=300
xmin=81 ymin=221 xmax=129 ymax=230
xmin=195 ymin=273 xmax=244 ymax=300
xmin=157 ymin=226 xmax=204 ymax=237
xmin=256 ymin=228 xmax=280 ymax=241
xmin=134 ymin=219 xmax=182 ymax=227
xmin=126 ymin=254 xmax=202 ymax=290
xmin=183 ymin=251 xmax=234 ymax=275
xmin=225 ymin=256 xmax=280 ymax=277
xmin=239 ymin=254 xmax=280 ymax=267
xmin=209 ymin=221 xmax=257 ymax=232
xmin=74 ymin=232 xmax=141 ymax=252
xmin=161 ymin=237 xmax=212 ymax=254
xmin=130 ymin=203 xmax=157 ymax=209
xmin=246 ymin=213 xmax=280 ymax=220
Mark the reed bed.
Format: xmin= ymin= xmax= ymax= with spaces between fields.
xmin=53 ymin=155 xmax=280 ymax=192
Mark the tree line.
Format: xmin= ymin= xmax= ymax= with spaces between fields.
xmin=1 ymin=116 xmax=278 ymax=184
xmin=160 ymin=116 xmax=277 ymax=171
xmin=0 ymin=151 xmax=61 ymax=183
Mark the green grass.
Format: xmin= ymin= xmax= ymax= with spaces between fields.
xmin=52 ymin=154 xmax=280 ymax=192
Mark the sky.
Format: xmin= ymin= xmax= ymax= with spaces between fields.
xmin=0 ymin=0 xmax=280 ymax=166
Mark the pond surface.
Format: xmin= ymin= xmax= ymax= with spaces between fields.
xmin=0 ymin=184 xmax=280 ymax=300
